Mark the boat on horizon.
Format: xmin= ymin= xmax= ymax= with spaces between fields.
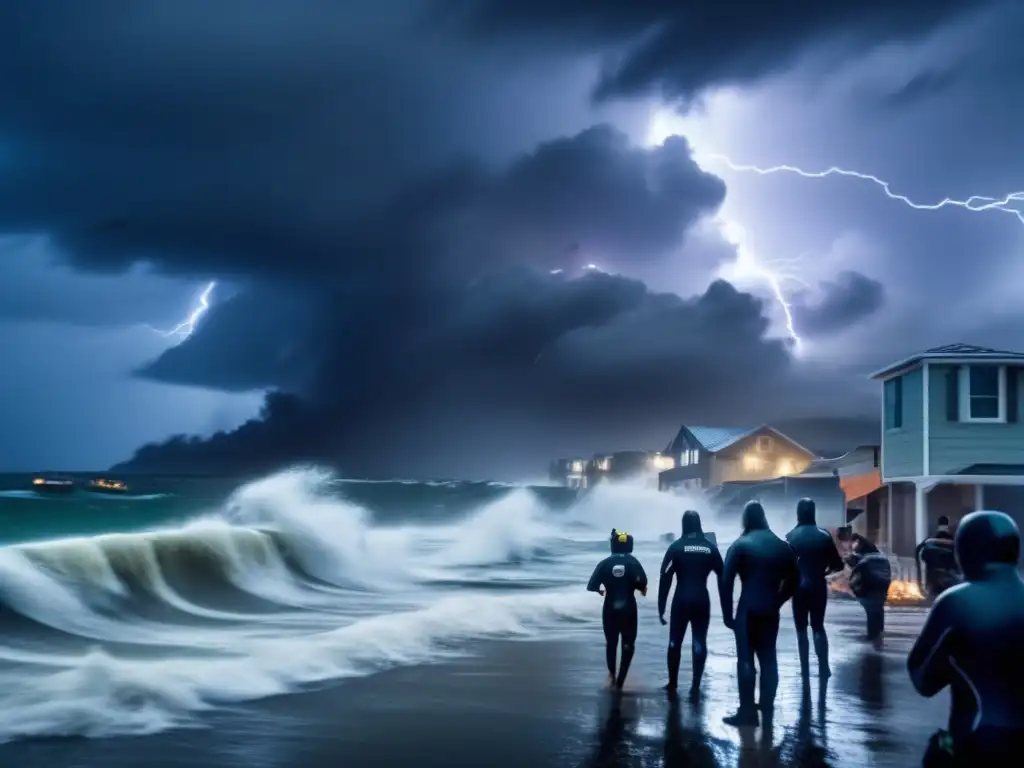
xmin=87 ymin=477 xmax=130 ymax=495
xmin=30 ymin=474 xmax=75 ymax=494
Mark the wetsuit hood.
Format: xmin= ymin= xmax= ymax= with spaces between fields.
xmin=955 ymin=510 xmax=1020 ymax=581
xmin=609 ymin=529 xmax=634 ymax=554
xmin=742 ymin=501 xmax=769 ymax=533
xmin=682 ymin=510 xmax=702 ymax=536
xmin=796 ymin=497 xmax=816 ymax=526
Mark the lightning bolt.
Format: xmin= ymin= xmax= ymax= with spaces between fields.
xmin=718 ymin=220 xmax=808 ymax=352
xmin=148 ymin=281 xmax=216 ymax=340
xmin=708 ymin=155 xmax=1024 ymax=224
xmin=705 ymin=153 xmax=1024 ymax=353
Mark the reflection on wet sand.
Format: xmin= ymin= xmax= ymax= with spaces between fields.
xmin=574 ymin=603 xmax=945 ymax=767
xmin=580 ymin=681 xmax=833 ymax=768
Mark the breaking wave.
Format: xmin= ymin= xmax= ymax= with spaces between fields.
xmin=0 ymin=467 xmax=709 ymax=744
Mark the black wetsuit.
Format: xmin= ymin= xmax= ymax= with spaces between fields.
xmin=722 ymin=502 xmax=799 ymax=723
xmin=588 ymin=552 xmax=648 ymax=688
xmin=916 ymin=531 xmax=960 ymax=600
xmin=786 ymin=499 xmax=844 ymax=677
xmin=908 ymin=510 xmax=1024 ymax=762
xmin=658 ymin=515 xmax=723 ymax=693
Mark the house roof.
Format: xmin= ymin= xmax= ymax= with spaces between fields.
xmin=666 ymin=425 xmax=816 ymax=457
xmin=870 ymin=343 xmax=1024 ymax=380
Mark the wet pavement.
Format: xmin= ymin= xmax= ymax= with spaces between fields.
xmin=565 ymin=598 xmax=944 ymax=767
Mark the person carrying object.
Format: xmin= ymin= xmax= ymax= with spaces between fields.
xmin=916 ymin=516 xmax=961 ymax=600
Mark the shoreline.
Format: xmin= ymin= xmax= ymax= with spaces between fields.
xmin=0 ymin=602 xmax=947 ymax=768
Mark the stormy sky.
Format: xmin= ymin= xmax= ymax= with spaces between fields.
xmin=2 ymin=0 xmax=1022 ymax=478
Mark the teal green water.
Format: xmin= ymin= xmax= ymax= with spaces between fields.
xmin=0 ymin=472 xmax=576 ymax=545
xmin=0 ymin=474 xmax=227 ymax=544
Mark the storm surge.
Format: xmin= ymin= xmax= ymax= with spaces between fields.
xmin=0 ymin=468 xmax=715 ymax=743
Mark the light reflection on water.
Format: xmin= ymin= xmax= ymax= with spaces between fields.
xmin=572 ymin=601 xmax=946 ymax=767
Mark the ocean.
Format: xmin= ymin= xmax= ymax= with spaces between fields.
xmin=0 ymin=469 xmax=945 ymax=766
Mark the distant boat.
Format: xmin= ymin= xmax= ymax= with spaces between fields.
xmin=30 ymin=474 xmax=75 ymax=494
xmin=87 ymin=477 xmax=130 ymax=495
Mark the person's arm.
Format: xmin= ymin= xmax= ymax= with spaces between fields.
xmin=825 ymin=535 xmax=845 ymax=575
xmin=657 ymin=547 xmax=675 ymax=618
xmin=721 ymin=542 xmax=740 ymax=629
xmin=634 ymin=558 xmax=649 ymax=597
xmin=777 ymin=547 xmax=799 ymax=607
xmin=907 ymin=597 xmax=954 ymax=697
xmin=586 ymin=561 xmax=605 ymax=596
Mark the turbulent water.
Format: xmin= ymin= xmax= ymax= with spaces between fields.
xmin=0 ymin=469 xmax=775 ymax=745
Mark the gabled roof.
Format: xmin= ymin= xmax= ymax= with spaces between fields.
xmin=870 ymin=343 xmax=1024 ymax=380
xmin=666 ymin=424 xmax=816 ymax=457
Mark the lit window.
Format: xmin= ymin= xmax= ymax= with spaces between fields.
xmin=777 ymin=459 xmax=793 ymax=475
xmin=960 ymin=365 xmax=1006 ymax=423
xmin=690 ymin=449 xmax=699 ymax=465
xmin=742 ymin=454 xmax=764 ymax=473
xmin=756 ymin=436 xmax=774 ymax=452
xmin=679 ymin=451 xmax=690 ymax=467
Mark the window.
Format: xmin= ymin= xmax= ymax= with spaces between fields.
xmin=884 ymin=376 xmax=903 ymax=430
xmin=689 ymin=449 xmax=699 ymax=465
xmin=756 ymin=436 xmax=774 ymax=453
xmin=679 ymin=451 xmax=690 ymax=467
xmin=960 ymin=365 xmax=1006 ymax=422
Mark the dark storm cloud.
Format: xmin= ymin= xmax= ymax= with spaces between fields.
xmin=792 ymin=271 xmax=886 ymax=337
xmin=0 ymin=1 xmax=883 ymax=477
xmin=121 ymin=273 xmax=869 ymax=479
xmin=444 ymin=0 xmax=999 ymax=101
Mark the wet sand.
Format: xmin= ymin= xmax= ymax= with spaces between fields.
xmin=0 ymin=600 xmax=945 ymax=767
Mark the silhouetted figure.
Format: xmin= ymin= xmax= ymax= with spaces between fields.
xmin=839 ymin=530 xmax=891 ymax=641
xmin=909 ymin=510 xmax=1024 ymax=763
xmin=916 ymin=515 xmax=961 ymax=600
xmin=658 ymin=510 xmax=723 ymax=699
xmin=587 ymin=529 xmax=648 ymax=690
xmin=721 ymin=501 xmax=799 ymax=727
xmin=786 ymin=497 xmax=845 ymax=678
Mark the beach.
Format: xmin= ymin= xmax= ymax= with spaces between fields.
xmin=0 ymin=598 xmax=944 ymax=768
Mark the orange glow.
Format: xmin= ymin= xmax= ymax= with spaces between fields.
xmin=829 ymin=575 xmax=924 ymax=604
xmin=840 ymin=469 xmax=883 ymax=502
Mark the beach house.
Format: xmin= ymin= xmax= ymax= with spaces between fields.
xmin=657 ymin=425 xmax=816 ymax=491
xmin=872 ymin=343 xmax=1024 ymax=556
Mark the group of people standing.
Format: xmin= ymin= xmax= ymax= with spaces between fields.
xmin=587 ymin=500 xmax=1024 ymax=763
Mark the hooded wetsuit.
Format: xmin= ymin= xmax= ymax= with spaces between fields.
xmin=721 ymin=501 xmax=799 ymax=725
xmin=587 ymin=530 xmax=648 ymax=689
xmin=786 ymin=498 xmax=844 ymax=677
xmin=908 ymin=510 xmax=1024 ymax=762
xmin=658 ymin=510 xmax=723 ymax=694
xmin=916 ymin=526 xmax=960 ymax=600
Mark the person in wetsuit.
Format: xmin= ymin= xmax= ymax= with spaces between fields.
xmin=721 ymin=501 xmax=799 ymax=727
xmin=916 ymin=516 xmax=961 ymax=600
xmin=587 ymin=529 xmax=648 ymax=690
xmin=786 ymin=498 xmax=844 ymax=678
xmin=658 ymin=510 xmax=723 ymax=699
xmin=908 ymin=510 xmax=1024 ymax=763
xmin=839 ymin=530 xmax=891 ymax=641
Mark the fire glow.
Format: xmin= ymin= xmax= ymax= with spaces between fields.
xmin=829 ymin=576 xmax=925 ymax=605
